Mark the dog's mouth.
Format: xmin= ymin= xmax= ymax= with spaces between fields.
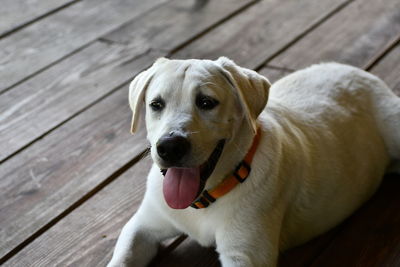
xmin=161 ymin=139 xmax=225 ymax=209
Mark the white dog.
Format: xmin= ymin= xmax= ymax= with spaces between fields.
xmin=108 ymin=57 xmax=400 ymax=267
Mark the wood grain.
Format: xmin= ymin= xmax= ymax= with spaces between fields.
xmin=258 ymin=66 xmax=293 ymax=84
xmin=0 ymin=88 xmax=148 ymax=260
xmin=0 ymin=0 xmax=165 ymax=93
xmin=0 ymin=0 xmax=79 ymax=37
xmin=102 ymin=0 xmax=258 ymax=51
xmin=370 ymin=44 xmax=400 ymax=96
xmin=0 ymin=41 xmax=160 ymax=162
xmin=268 ymin=0 xmax=400 ymax=70
xmin=2 ymin=158 xmax=153 ymax=267
xmin=0 ymin=0 xmax=255 ymax=162
xmin=173 ymin=0 xmax=351 ymax=69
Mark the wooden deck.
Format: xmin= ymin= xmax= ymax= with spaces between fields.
xmin=1 ymin=0 xmax=400 ymax=266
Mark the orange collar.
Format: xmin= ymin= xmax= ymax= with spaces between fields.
xmin=191 ymin=128 xmax=261 ymax=209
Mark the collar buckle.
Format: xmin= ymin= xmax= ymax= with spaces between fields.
xmin=233 ymin=161 xmax=251 ymax=183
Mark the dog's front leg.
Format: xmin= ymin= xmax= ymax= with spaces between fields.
xmin=108 ymin=204 xmax=178 ymax=267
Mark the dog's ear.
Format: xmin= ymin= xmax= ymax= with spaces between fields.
xmin=129 ymin=58 xmax=170 ymax=133
xmin=129 ymin=58 xmax=169 ymax=133
xmin=216 ymin=57 xmax=271 ymax=133
xmin=129 ymin=69 xmax=153 ymax=133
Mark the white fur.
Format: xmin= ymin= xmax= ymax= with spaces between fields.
xmin=108 ymin=58 xmax=400 ymax=267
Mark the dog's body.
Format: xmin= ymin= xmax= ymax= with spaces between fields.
xmin=108 ymin=58 xmax=400 ymax=267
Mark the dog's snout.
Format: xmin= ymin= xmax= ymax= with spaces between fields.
xmin=156 ymin=135 xmax=190 ymax=164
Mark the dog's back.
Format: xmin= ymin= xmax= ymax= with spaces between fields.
xmin=270 ymin=62 xmax=400 ymax=163
xmin=264 ymin=63 xmax=400 ymax=248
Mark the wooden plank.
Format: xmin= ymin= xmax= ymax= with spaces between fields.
xmin=173 ymin=0 xmax=352 ymax=69
xmin=0 ymin=0 xmax=166 ymax=93
xmin=0 ymin=0 xmax=256 ymax=162
xmin=102 ymin=0 xmax=257 ymax=51
xmin=0 ymin=0 xmax=79 ymax=37
xmin=370 ymin=44 xmax=400 ymax=96
xmin=268 ymin=0 xmax=400 ymax=70
xmin=0 ymin=41 xmax=160 ymax=162
xmin=258 ymin=66 xmax=293 ymax=84
xmin=309 ymin=174 xmax=400 ymax=266
xmin=2 ymin=158 xmax=153 ymax=267
xmin=0 ymin=0 xmax=258 ymax=260
xmin=0 ymin=88 xmax=148 ymax=261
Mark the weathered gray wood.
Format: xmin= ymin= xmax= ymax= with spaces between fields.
xmin=2 ymin=158 xmax=153 ymax=267
xmin=370 ymin=44 xmax=400 ymax=96
xmin=0 ymin=0 xmax=166 ymax=93
xmin=259 ymin=66 xmax=293 ymax=84
xmin=268 ymin=0 xmax=400 ymax=70
xmin=173 ymin=0 xmax=351 ymax=69
xmin=0 ymin=88 xmax=148 ymax=260
xmin=102 ymin=0 xmax=257 ymax=51
xmin=0 ymin=0 xmax=78 ymax=37
xmin=0 ymin=0 xmax=256 ymax=162
xmin=0 ymin=41 xmax=160 ymax=162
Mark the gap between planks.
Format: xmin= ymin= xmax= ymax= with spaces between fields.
xmin=0 ymin=149 xmax=149 ymax=265
xmin=168 ymin=0 xmax=261 ymax=55
xmin=253 ymin=0 xmax=356 ymax=72
xmin=0 ymin=0 xmax=82 ymax=40
xmin=0 ymin=0 xmax=169 ymax=95
xmin=0 ymin=67 xmax=138 ymax=165
xmin=363 ymin=33 xmax=400 ymax=71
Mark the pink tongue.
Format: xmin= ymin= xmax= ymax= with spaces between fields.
xmin=163 ymin=167 xmax=200 ymax=209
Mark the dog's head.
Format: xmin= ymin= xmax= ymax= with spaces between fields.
xmin=129 ymin=57 xmax=270 ymax=209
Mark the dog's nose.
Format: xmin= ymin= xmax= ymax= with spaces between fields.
xmin=156 ymin=135 xmax=191 ymax=164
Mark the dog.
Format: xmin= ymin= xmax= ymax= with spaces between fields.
xmin=108 ymin=57 xmax=400 ymax=267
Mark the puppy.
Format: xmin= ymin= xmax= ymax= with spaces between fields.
xmin=108 ymin=57 xmax=400 ymax=267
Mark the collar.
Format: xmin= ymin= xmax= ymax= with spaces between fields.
xmin=191 ymin=128 xmax=261 ymax=209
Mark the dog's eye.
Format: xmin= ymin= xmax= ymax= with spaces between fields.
xmin=149 ymin=99 xmax=165 ymax=111
xmin=196 ymin=95 xmax=219 ymax=110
